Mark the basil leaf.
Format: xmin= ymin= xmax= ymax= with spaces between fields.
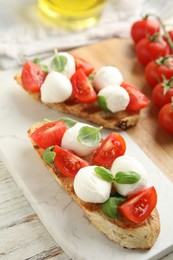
xmin=98 ymin=96 xmax=111 ymax=112
xmin=43 ymin=146 xmax=56 ymax=164
xmin=57 ymin=117 xmax=78 ymax=128
xmin=50 ymin=53 xmax=67 ymax=72
xmin=88 ymin=74 xmax=94 ymax=83
xmin=33 ymin=57 xmax=48 ymax=73
xmin=77 ymin=126 xmax=102 ymax=147
xmin=102 ymin=196 xmax=126 ymax=218
xmin=115 ymin=171 xmax=141 ymax=184
xmin=94 ymin=166 xmax=113 ymax=182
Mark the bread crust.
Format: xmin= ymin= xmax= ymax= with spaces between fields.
xmin=15 ymin=73 xmax=139 ymax=130
xmin=28 ymin=122 xmax=160 ymax=250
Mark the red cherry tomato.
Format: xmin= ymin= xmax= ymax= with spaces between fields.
xmin=72 ymin=54 xmax=95 ymax=76
xmin=152 ymin=78 xmax=173 ymax=108
xmin=145 ymin=56 xmax=173 ymax=88
xmin=71 ymin=69 xmax=97 ymax=103
xmin=119 ymin=186 xmax=157 ymax=224
xmin=92 ymin=133 xmax=126 ymax=167
xmin=158 ymin=102 xmax=173 ymax=135
xmin=21 ymin=62 xmax=47 ymax=93
xmin=53 ymin=145 xmax=89 ymax=178
xmin=136 ymin=36 xmax=170 ymax=66
xmin=31 ymin=121 xmax=67 ymax=149
xmin=121 ymin=81 xmax=150 ymax=111
xmin=131 ymin=17 xmax=160 ymax=44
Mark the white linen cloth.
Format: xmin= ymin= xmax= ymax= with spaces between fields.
xmin=0 ymin=0 xmax=173 ymax=69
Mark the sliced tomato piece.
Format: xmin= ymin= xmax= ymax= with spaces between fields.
xmin=21 ymin=61 xmax=47 ymax=93
xmin=71 ymin=69 xmax=97 ymax=103
xmin=54 ymin=145 xmax=89 ymax=178
xmin=72 ymin=55 xmax=95 ymax=76
xmin=119 ymin=186 xmax=157 ymax=224
xmin=92 ymin=133 xmax=126 ymax=167
xmin=31 ymin=121 xmax=66 ymax=149
xmin=121 ymin=81 xmax=150 ymax=111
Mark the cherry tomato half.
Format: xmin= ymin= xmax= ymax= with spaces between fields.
xmin=71 ymin=69 xmax=97 ymax=103
xmin=119 ymin=186 xmax=157 ymax=224
xmin=131 ymin=17 xmax=160 ymax=44
xmin=31 ymin=121 xmax=67 ymax=149
xmin=152 ymin=78 xmax=173 ymax=108
xmin=72 ymin=54 xmax=95 ymax=76
xmin=121 ymin=81 xmax=150 ymax=111
xmin=158 ymin=102 xmax=173 ymax=135
xmin=145 ymin=56 xmax=173 ymax=88
xmin=54 ymin=145 xmax=89 ymax=178
xmin=92 ymin=133 xmax=126 ymax=167
xmin=21 ymin=61 xmax=47 ymax=93
xmin=136 ymin=36 xmax=170 ymax=66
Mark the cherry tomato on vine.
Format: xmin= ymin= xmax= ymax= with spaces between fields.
xmin=92 ymin=133 xmax=126 ymax=167
xmin=152 ymin=77 xmax=173 ymax=108
xmin=21 ymin=62 xmax=47 ymax=93
xmin=54 ymin=145 xmax=89 ymax=178
xmin=119 ymin=186 xmax=157 ymax=224
xmin=158 ymin=102 xmax=173 ymax=135
xmin=131 ymin=17 xmax=160 ymax=44
xmin=145 ymin=56 xmax=173 ymax=88
xmin=136 ymin=35 xmax=170 ymax=66
xmin=31 ymin=121 xmax=67 ymax=149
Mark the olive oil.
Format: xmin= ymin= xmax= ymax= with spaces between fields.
xmin=38 ymin=0 xmax=108 ymax=30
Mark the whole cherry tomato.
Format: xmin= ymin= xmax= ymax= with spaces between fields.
xmin=31 ymin=121 xmax=67 ymax=149
xmin=145 ymin=56 xmax=173 ymax=88
xmin=158 ymin=102 xmax=173 ymax=135
xmin=136 ymin=35 xmax=170 ymax=66
xmin=152 ymin=77 xmax=173 ymax=108
xmin=53 ymin=145 xmax=89 ymax=178
xmin=92 ymin=133 xmax=126 ymax=167
xmin=21 ymin=61 xmax=47 ymax=93
xmin=119 ymin=186 xmax=157 ymax=224
xmin=71 ymin=69 xmax=97 ymax=103
xmin=131 ymin=17 xmax=160 ymax=44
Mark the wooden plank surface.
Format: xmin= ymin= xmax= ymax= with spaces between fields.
xmin=71 ymin=38 xmax=173 ymax=182
xmin=0 ymin=160 xmax=70 ymax=260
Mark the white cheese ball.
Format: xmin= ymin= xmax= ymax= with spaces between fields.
xmin=111 ymin=155 xmax=147 ymax=196
xmin=61 ymin=122 xmax=101 ymax=156
xmin=74 ymin=166 xmax=112 ymax=203
xmin=41 ymin=71 xmax=72 ymax=103
xmin=98 ymin=85 xmax=130 ymax=113
xmin=49 ymin=52 xmax=76 ymax=79
xmin=93 ymin=66 xmax=123 ymax=91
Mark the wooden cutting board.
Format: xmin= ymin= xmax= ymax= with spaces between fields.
xmin=71 ymin=38 xmax=173 ymax=181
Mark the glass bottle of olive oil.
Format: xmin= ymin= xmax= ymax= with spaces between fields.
xmin=38 ymin=0 xmax=108 ymax=30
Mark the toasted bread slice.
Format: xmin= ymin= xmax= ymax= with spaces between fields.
xmin=15 ymin=73 xmax=139 ymax=130
xmin=28 ymin=122 xmax=160 ymax=250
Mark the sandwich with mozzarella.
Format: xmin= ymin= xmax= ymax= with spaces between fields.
xmin=15 ymin=51 xmax=150 ymax=130
xmin=28 ymin=117 xmax=160 ymax=249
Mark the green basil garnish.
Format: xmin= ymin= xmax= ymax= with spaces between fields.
xmin=77 ymin=126 xmax=102 ymax=147
xmin=98 ymin=96 xmax=111 ymax=112
xmin=94 ymin=166 xmax=113 ymax=182
xmin=57 ymin=117 xmax=78 ymax=128
xmin=115 ymin=171 xmax=141 ymax=184
xmin=50 ymin=50 xmax=67 ymax=72
xmin=43 ymin=146 xmax=56 ymax=164
xmin=102 ymin=196 xmax=126 ymax=218
xmin=33 ymin=57 xmax=48 ymax=73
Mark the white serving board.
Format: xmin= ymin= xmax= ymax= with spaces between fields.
xmin=0 ymin=69 xmax=173 ymax=260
